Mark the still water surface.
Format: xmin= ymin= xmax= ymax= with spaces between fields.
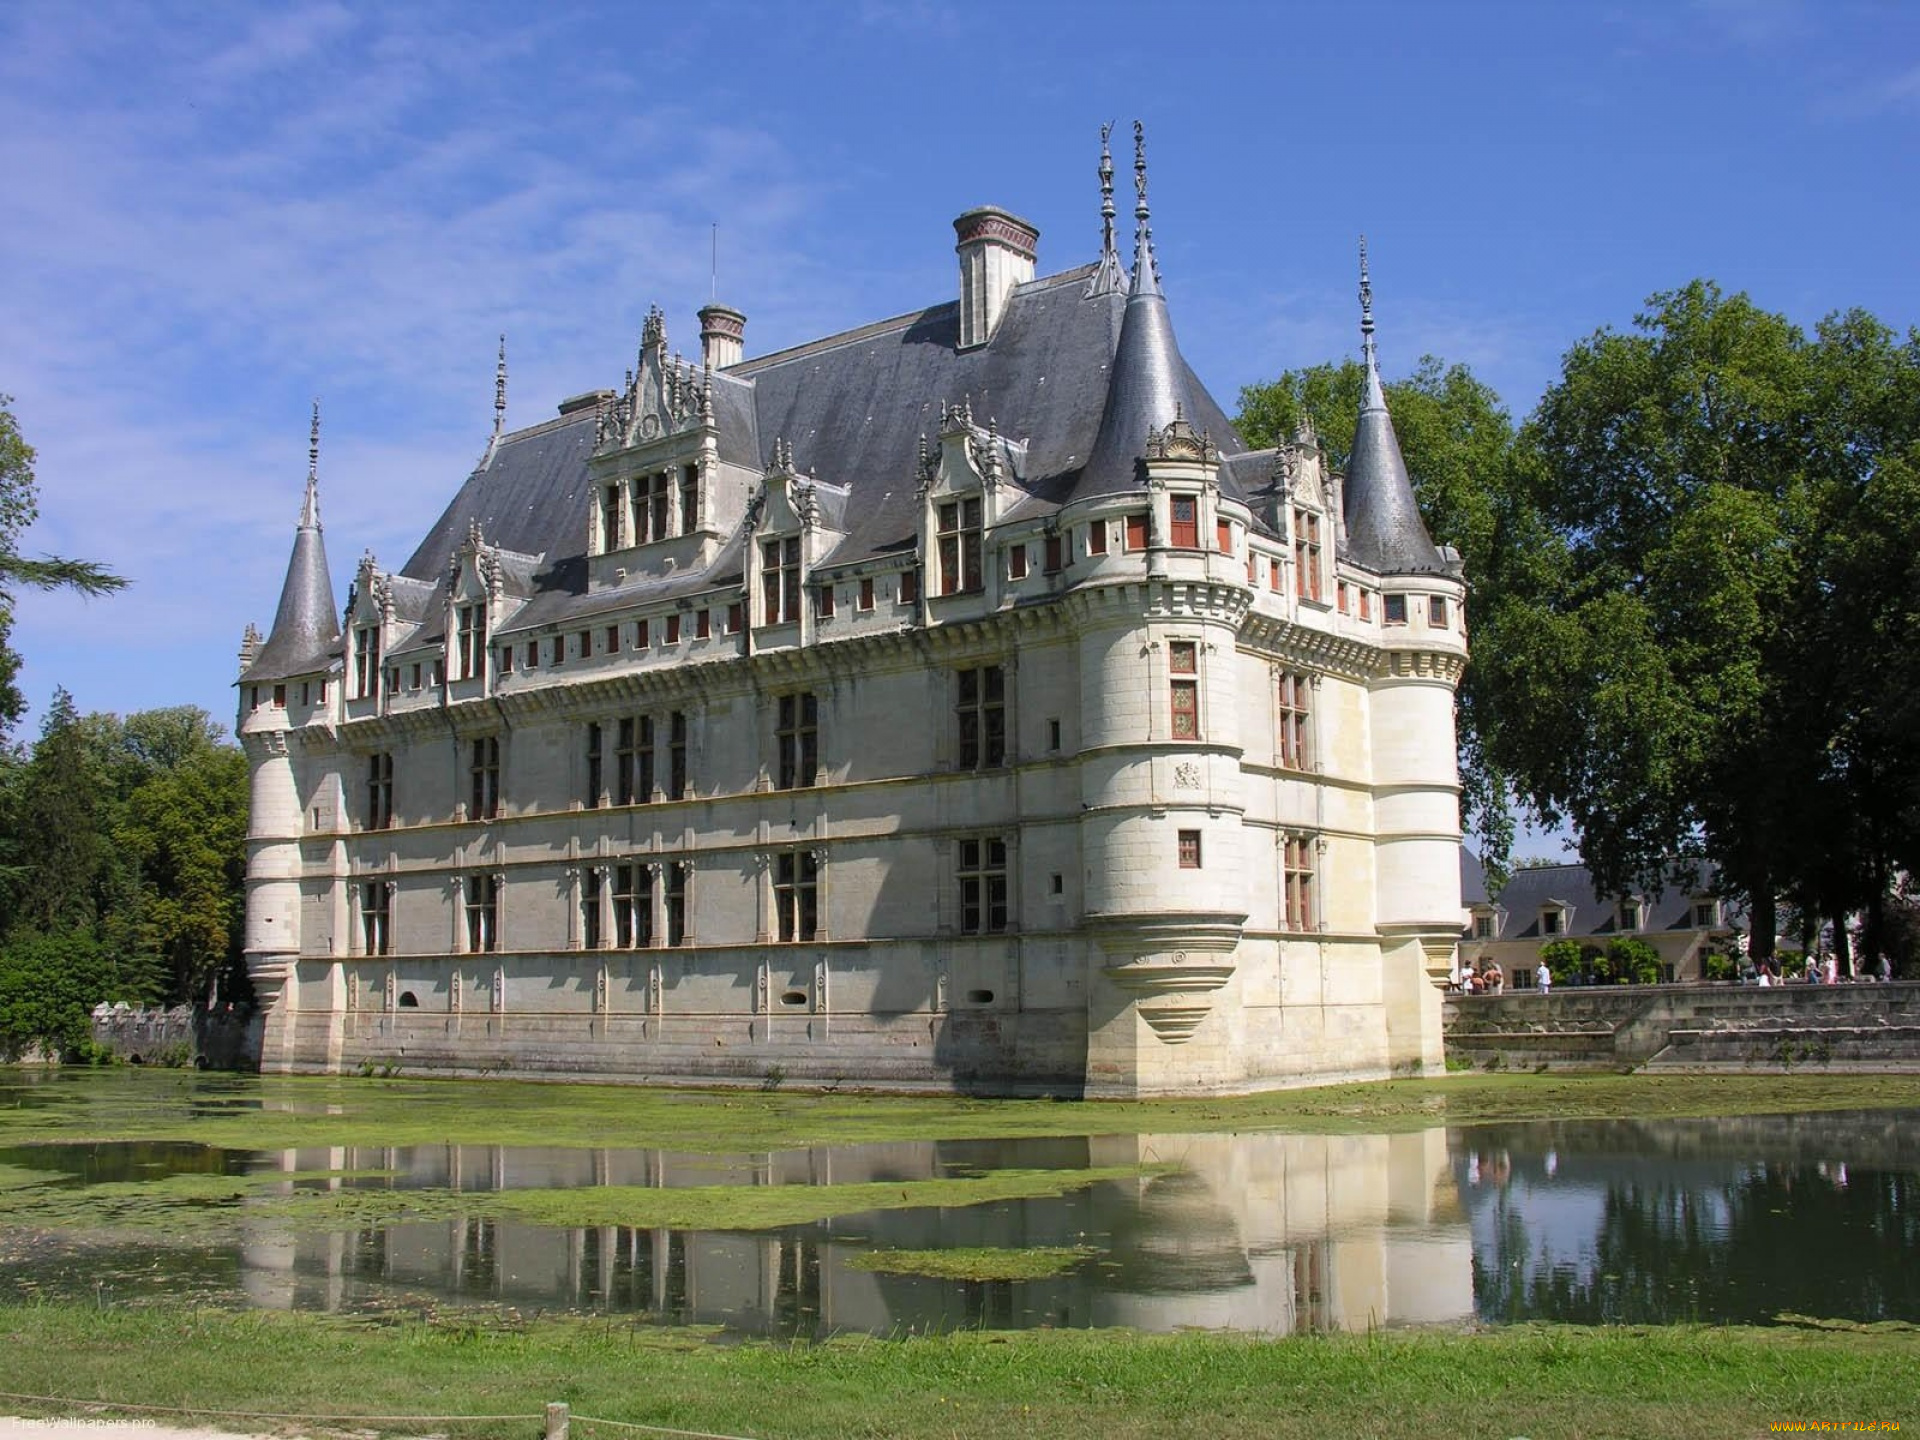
xmin=2 ymin=1099 xmax=1914 ymax=1336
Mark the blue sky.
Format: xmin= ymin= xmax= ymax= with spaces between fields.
xmin=3 ymin=0 xmax=1916 ymax=841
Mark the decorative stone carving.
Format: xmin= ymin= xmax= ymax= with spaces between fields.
xmin=1173 ymin=761 xmax=1201 ymax=789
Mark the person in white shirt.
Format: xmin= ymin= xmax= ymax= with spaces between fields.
xmin=1535 ymin=961 xmax=1551 ymax=994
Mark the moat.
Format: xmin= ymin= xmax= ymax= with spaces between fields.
xmin=1 ymin=1075 xmax=1914 ymax=1336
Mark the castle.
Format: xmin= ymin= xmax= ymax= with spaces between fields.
xmin=237 ymin=128 xmax=1468 ymax=1096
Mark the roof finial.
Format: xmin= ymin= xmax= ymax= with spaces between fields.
xmin=1100 ymin=121 xmax=1117 ymax=257
xmin=302 ymin=398 xmax=321 ymax=528
xmin=494 ymin=334 xmax=507 ymax=439
xmin=1086 ymin=122 xmax=1127 ymax=297
xmin=1359 ymin=235 xmax=1385 ymax=412
xmin=1130 ymin=120 xmax=1160 ymax=295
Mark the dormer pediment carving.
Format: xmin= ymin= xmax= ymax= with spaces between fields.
xmin=351 ymin=551 xmax=393 ymax=624
xmin=1145 ymin=409 xmax=1216 ymax=465
xmin=928 ymin=399 xmax=1027 ymax=513
xmin=595 ymin=305 xmax=716 ymax=459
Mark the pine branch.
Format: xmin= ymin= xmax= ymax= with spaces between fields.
xmin=0 ymin=554 xmax=128 ymax=596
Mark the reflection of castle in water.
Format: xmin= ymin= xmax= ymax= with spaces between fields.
xmin=238 ymin=1130 xmax=1474 ymax=1335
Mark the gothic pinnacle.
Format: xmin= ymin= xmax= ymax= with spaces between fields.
xmin=302 ymin=399 xmax=321 ymax=528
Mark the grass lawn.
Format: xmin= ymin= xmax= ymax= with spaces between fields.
xmin=5 ymin=1069 xmax=1919 ymax=1155
xmin=0 ymin=1303 xmax=1913 ymax=1440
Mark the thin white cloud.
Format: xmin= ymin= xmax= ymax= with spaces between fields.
xmin=0 ymin=0 xmax=852 ymax=730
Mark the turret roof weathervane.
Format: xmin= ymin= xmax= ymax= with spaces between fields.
xmin=494 ymin=334 xmax=508 ymax=440
xmin=301 ymin=398 xmax=321 ymax=529
xmin=1087 ymin=121 xmax=1127 ymax=297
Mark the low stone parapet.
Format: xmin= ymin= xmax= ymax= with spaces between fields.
xmin=1443 ymin=981 xmax=1920 ymax=1071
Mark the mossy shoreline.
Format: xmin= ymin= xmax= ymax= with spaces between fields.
xmin=6 ymin=1069 xmax=1919 ymax=1157
xmin=0 ymin=1302 xmax=1913 ymax=1440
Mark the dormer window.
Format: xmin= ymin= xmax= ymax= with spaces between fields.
xmin=1541 ymin=907 xmax=1564 ymax=936
xmin=352 ymin=625 xmax=381 ymax=699
xmin=937 ymin=498 xmax=983 ymax=595
xmin=1693 ymin=899 xmax=1721 ymax=929
xmin=679 ymin=464 xmax=699 ymax=530
xmin=1619 ymin=898 xmax=1641 ymax=931
xmin=760 ymin=537 xmax=801 ymax=624
xmin=455 ymin=603 xmax=487 ymax=681
xmin=633 ymin=472 xmax=671 ymax=544
xmin=1292 ymin=508 xmax=1323 ymax=602
xmin=598 ymin=483 xmax=622 ymax=551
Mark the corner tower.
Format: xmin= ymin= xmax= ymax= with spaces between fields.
xmin=1074 ymin=125 xmax=1254 ymax=1095
xmin=1343 ymin=245 xmax=1467 ymax=1072
xmin=238 ymin=404 xmax=341 ymax=1068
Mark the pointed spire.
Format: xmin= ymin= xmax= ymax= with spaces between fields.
xmin=1087 ymin=122 xmax=1126 ymax=297
xmin=1342 ymin=240 xmax=1445 ymax=574
xmin=1130 ymin=119 xmax=1160 ymax=297
xmin=494 ymin=334 xmax=508 ymax=439
xmin=1072 ymin=121 xmax=1201 ymax=500
xmin=243 ymin=404 xmax=343 ymax=683
xmin=1359 ymin=235 xmax=1386 ymax=414
xmin=301 ymin=399 xmax=321 ymax=528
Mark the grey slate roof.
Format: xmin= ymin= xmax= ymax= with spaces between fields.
xmin=244 ymin=501 xmax=341 ymax=683
xmin=1486 ymin=860 xmax=1716 ymax=942
xmin=1071 ymin=229 xmax=1210 ymax=503
xmin=380 ymin=249 xmax=1250 ymax=630
xmin=1344 ymin=360 xmax=1446 ymax=575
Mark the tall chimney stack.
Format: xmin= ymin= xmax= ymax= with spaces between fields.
xmin=698 ymin=304 xmax=746 ymax=369
xmin=953 ymin=207 xmax=1038 ymax=350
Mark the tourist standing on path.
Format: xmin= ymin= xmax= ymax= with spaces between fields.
xmin=1536 ymin=960 xmax=1551 ymax=994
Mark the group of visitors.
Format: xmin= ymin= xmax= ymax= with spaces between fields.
xmin=1751 ymin=951 xmax=1896 ymax=985
xmin=1459 ymin=962 xmax=1506 ymax=995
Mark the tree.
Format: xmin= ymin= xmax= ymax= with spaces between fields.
xmin=0 ymin=396 xmax=127 ymax=736
xmin=4 ymin=689 xmax=108 ymax=934
xmin=1500 ymin=284 xmax=1920 ymax=962
xmin=0 ymin=929 xmax=126 ymax=1060
xmin=1604 ymin=937 xmax=1664 ymax=986
xmin=118 ymin=743 xmax=248 ymax=1003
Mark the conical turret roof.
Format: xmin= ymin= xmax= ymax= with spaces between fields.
xmin=1069 ymin=124 xmax=1206 ymax=501
xmin=1343 ymin=244 xmax=1445 ymax=575
xmin=242 ymin=407 xmax=341 ymax=683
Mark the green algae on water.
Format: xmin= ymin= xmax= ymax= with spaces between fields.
xmin=845 ymin=1245 xmax=1099 ymax=1281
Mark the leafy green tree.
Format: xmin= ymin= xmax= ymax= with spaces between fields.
xmin=0 ymin=929 xmax=127 ymax=1059
xmin=118 ymin=743 xmax=248 ymax=1004
xmin=1538 ymin=938 xmax=1582 ymax=984
xmin=1501 ymin=284 xmax=1920 ymax=963
xmin=4 ymin=689 xmax=108 ymax=935
xmin=1605 ymin=936 xmax=1664 ymax=986
xmin=0 ymin=397 xmax=127 ymax=736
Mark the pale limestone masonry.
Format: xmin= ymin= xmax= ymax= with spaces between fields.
xmin=236 ymin=133 xmax=1468 ymax=1096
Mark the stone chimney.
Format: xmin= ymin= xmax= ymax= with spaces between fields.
xmin=698 ymin=304 xmax=746 ymax=370
xmin=954 ymin=206 xmax=1037 ymax=350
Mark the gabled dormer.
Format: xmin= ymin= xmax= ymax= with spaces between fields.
xmin=751 ymin=439 xmax=848 ymax=645
xmin=443 ymin=519 xmax=504 ymax=700
xmin=1280 ymin=419 xmax=1332 ymax=606
xmin=919 ymin=399 xmax=1027 ymax=606
xmin=345 ymin=550 xmax=394 ymax=712
xmin=586 ymin=305 xmax=741 ymax=590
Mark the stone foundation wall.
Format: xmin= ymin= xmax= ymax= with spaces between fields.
xmin=1444 ymin=982 xmax=1920 ymax=1071
xmin=90 ymin=1006 xmax=258 ymax=1070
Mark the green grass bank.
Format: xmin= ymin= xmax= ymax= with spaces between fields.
xmin=0 ymin=1303 xmax=1913 ymax=1440
xmin=7 ymin=1069 xmax=1920 ymax=1155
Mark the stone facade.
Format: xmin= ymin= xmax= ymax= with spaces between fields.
xmin=237 ymin=132 xmax=1467 ymax=1096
